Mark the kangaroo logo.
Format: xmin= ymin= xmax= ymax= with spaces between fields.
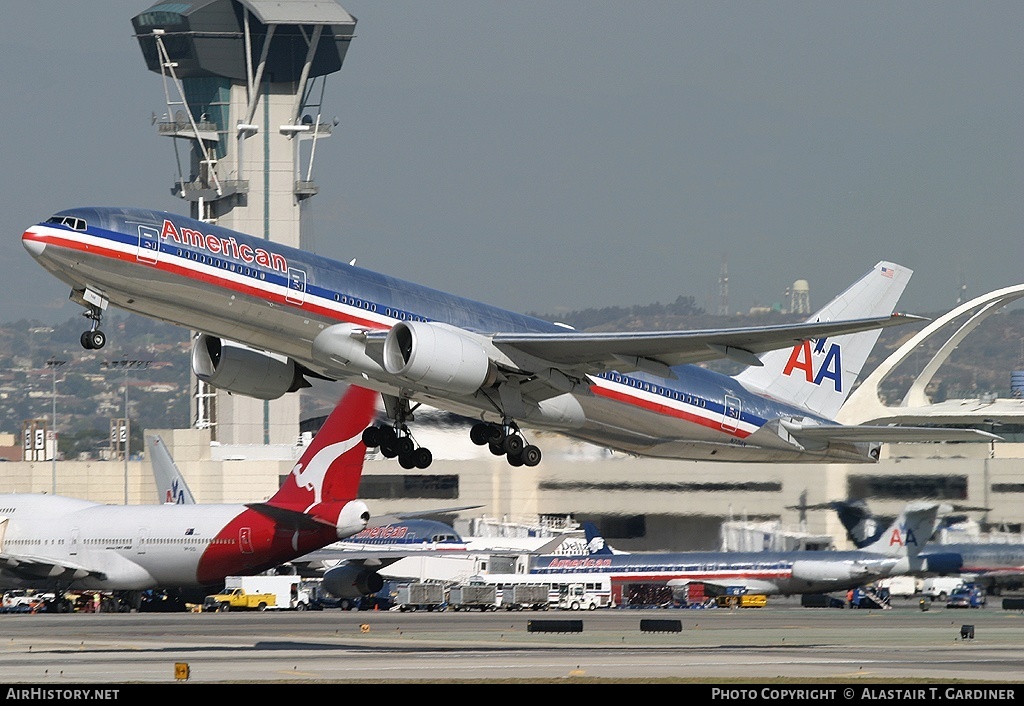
xmin=291 ymin=434 xmax=362 ymax=511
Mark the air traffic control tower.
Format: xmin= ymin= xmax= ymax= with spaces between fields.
xmin=131 ymin=1 xmax=356 ymax=446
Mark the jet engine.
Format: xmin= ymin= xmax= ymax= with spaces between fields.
xmin=321 ymin=564 xmax=385 ymax=599
xmin=191 ymin=334 xmax=308 ymax=400
xmin=382 ymin=321 xmax=497 ymax=395
xmin=791 ymin=559 xmax=883 ymax=583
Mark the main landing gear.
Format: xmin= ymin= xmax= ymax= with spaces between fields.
xmin=470 ymin=421 xmax=542 ymax=467
xmin=361 ymin=424 xmax=433 ymax=469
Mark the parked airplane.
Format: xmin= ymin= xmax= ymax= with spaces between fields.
xmin=811 ymin=499 xmax=1024 ymax=594
xmin=0 ymin=384 xmax=377 ymax=611
xmin=494 ymin=503 xmax=942 ymax=604
xmin=23 ymin=208 xmax=998 ymax=469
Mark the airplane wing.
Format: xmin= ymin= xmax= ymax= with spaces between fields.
xmin=487 ymin=314 xmax=926 ymax=374
xmin=779 ymin=420 xmax=1002 ymax=444
xmin=360 ymin=314 xmax=925 ymax=380
xmin=0 ymin=552 xmax=106 ymax=581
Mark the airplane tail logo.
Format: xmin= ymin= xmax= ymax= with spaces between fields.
xmin=269 ymin=385 xmax=379 ymax=512
xmin=733 ymin=261 xmax=912 ymax=419
xmin=863 ymin=502 xmax=939 ymax=557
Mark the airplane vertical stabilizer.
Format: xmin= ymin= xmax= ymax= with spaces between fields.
xmin=146 ymin=435 xmax=196 ymax=505
xmin=733 ymin=261 xmax=913 ymax=419
xmin=267 ymin=385 xmax=379 ymax=511
xmin=861 ymin=501 xmax=939 ymax=558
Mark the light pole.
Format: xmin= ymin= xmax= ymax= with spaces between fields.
xmin=103 ymin=357 xmax=152 ymax=504
xmin=46 ymin=358 xmax=66 ymax=494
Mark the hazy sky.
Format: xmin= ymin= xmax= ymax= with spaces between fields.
xmin=2 ymin=1 xmax=1022 ymax=327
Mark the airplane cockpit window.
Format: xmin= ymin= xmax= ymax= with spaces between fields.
xmin=46 ymin=216 xmax=87 ymax=231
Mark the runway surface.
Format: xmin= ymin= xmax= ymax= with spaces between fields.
xmin=1 ymin=598 xmax=1022 ymax=685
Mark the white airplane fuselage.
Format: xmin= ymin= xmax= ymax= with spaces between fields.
xmin=0 ymin=494 xmax=373 ymax=591
xmin=22 ymin=207 xmax=888 ymax=463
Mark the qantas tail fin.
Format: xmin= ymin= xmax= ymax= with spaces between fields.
xmin=267 ymin=384 xmax=379 ymax=511
xmin=861 ymin=501 xmax=939 ymax=558
xmin=734 ymin=261 xmax=913 ymax=419
xmin=146 ymin=434 xmax=196 ymax=505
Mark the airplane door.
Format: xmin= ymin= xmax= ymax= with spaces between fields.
xmin=285 ymin=268 xmax=306 ymax=305
xmin=722 ymin=395 xmax=741 ymax=432
xmin=137 ymin=225 xmax=160 ymax=265
xmin=70 ymin=528 xmax=80 ymax=557
xmin=137 ymin=528 xmax=149 ymax=555
xmin=239 ymin=527 xmax=254 ymax=554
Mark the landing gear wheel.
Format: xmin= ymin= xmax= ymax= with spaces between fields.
xmin=398 ymin=452 xmax=417 ymax=469
xmin=413 ymin=447 xmax=433 ymax=469
xmin=488 ymin=442 xmax=506 ymax=456
xmin=397 ymin=436 xmax=415 ymax=456
xmin=81 ymin=330 xmax=106 ymax=350
xmin=379 ymin=440 xmax=399 ymax=458
xmin=503 ymin=434 xmax=524 ymax=456
xmin=470 ymin=423 xmax=491 ymax=446
xmin=521 ymin=445 xmax=542 ymax=467
xmin=362 ymin=426 xmax=382 ymax=448
xmin=507 ymin=452 xmax=524 ymax=467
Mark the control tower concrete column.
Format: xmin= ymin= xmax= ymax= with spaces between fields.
xmin=132 ymin=1 xmax=356 ymax=445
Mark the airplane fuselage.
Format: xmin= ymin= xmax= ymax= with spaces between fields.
xmin=0 ymin=494 xmax=348 ymax=591
xmin=526 ymin=549 xmax=921 ymax=596
xmin=22 ymin=207 xmax=876 ymax=463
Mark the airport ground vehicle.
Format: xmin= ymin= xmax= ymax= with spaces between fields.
xmin=203 ymin=576 xmax=312 ymax=612
xmin=448 ymin=583 xmax=499 ymax=611
xmin=715 ymin=593 xmax=769 ymax=608
xmin=946 ymin=584 xmax=986 ymax=609
xmin=504 ymin=584 xmax=550 ymax=611
xmin=874 ymin=575 xmax=920 ymax=598
xmin=920 ymin=576 xmax=966 ymax=602
xmin=556 ymin=583 xmax=605 ymax=610
xmin=392 ymin=583 xmax=447 ymax=612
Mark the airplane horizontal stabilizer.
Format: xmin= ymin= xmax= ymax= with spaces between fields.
xmin=245 ymin=502 xmax=334 ymax=530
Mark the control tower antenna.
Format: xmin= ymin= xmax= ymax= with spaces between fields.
xmin=718 ymin=255 xmax=729 ymax=316
xmin=132 ymin=1 xmax=357 ymax=445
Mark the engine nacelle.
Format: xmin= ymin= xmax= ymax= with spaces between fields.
xmin=791 ymin=559 xmax=877 ymax=583
xmin=336 ymin=500 xmax=371 ymax=540
xmin=191 ymin=334 xmax=307 ymax=400
xmin=382 ymin=321 xmax=496 ymax=395
xmin=321 ymin=564 xmax=385 ymax=599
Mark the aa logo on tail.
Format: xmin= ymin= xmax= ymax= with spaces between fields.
xmin=782 ymin=339 xmax=843 ymax=392
xmin=888 ymin=526 xmax=919 ymax=547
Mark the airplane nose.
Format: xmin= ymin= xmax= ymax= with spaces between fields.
xmin=22 ymin=230 xmax=46 ymax=257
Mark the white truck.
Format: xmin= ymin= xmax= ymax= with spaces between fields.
xmin=557 ymin=583 xmax=605 ymax=611
xmin=210 ymin=575 xmax=313 ymax=612
xmin=920 ymin=576 xmax=968 ymax=602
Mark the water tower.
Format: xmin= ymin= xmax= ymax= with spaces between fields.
xmin=131 ymin=1 xmax=357 ymax=445
xmin=790 ymin=279 xmax=810 ymax=315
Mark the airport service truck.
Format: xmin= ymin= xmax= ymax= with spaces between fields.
xmin=203 ymin=576 xmax=312 ymax=612
xmin=556 ymin=583 xmax=604 ymax=611
xmin=448 ymin=583 xmax=499 ymax=611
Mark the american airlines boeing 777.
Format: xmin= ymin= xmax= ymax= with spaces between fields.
xmin=22 ymin=207 xmax=998 ymax=469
